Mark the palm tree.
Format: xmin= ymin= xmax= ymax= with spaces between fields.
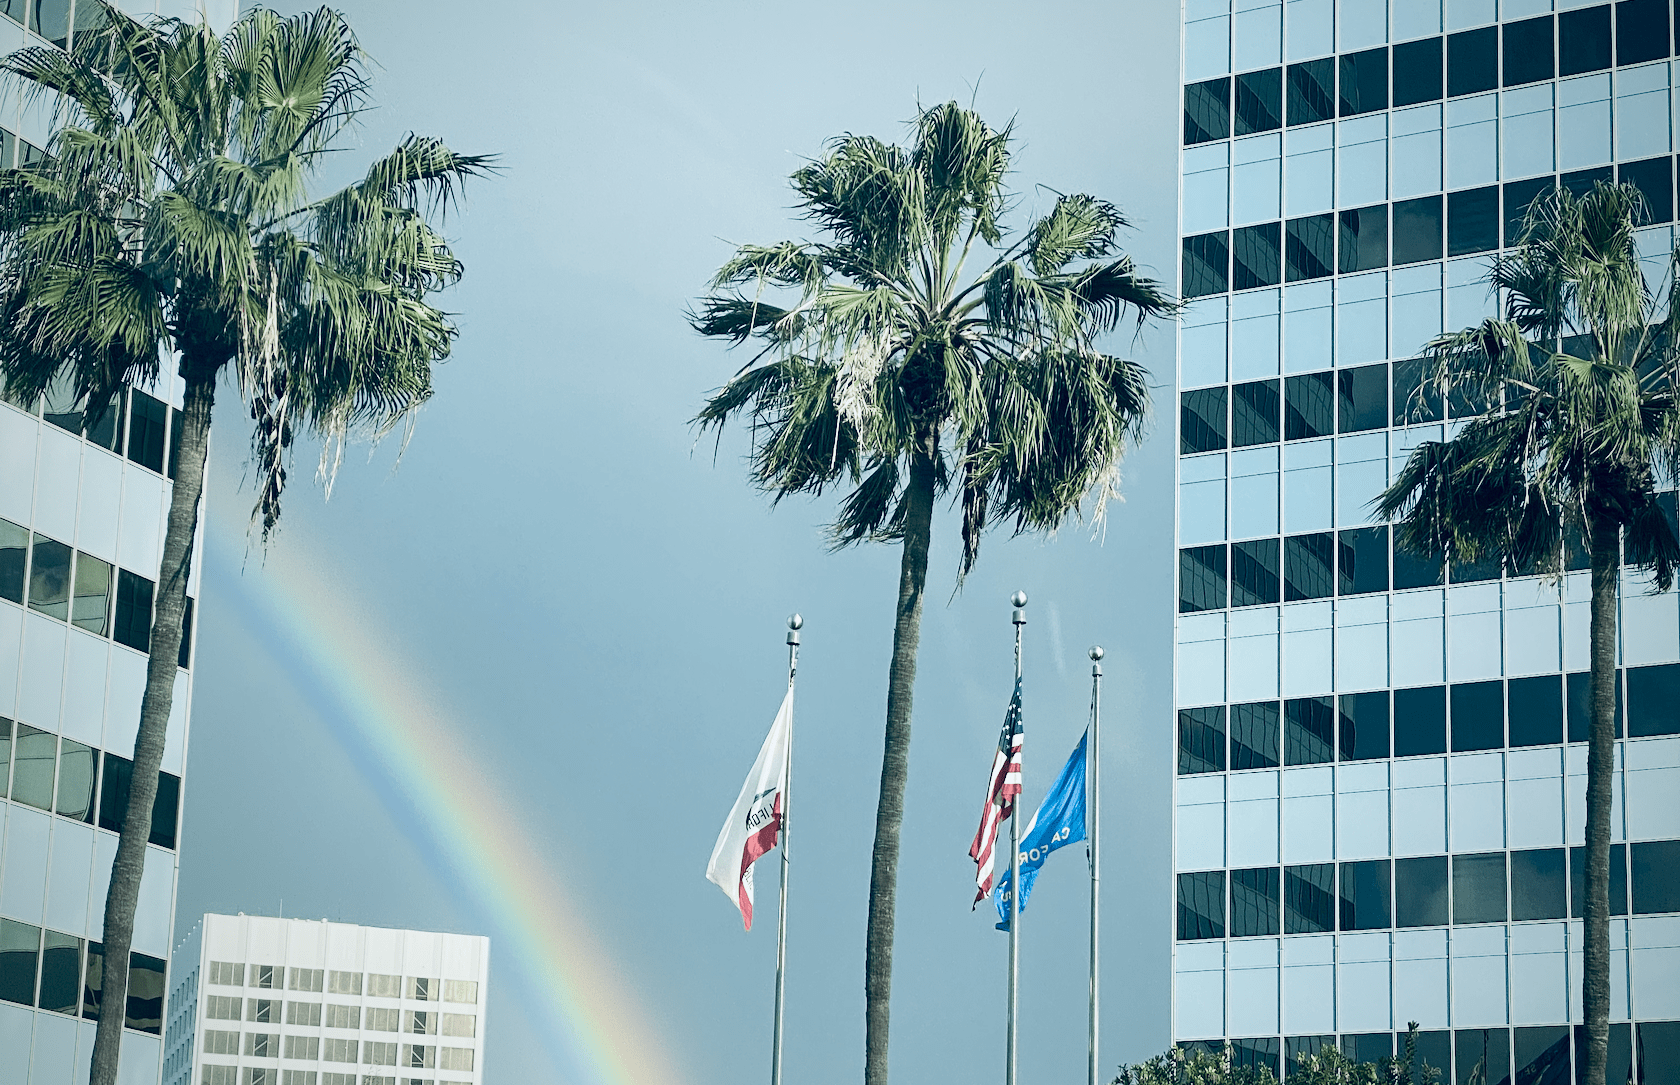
xmin=1377 ymin=182 xmax=1679 ymax=1085
xmin=0 ymin=7 xmax=489 ymax=1083
xmin=693 ymin=102 xmax=1174 ymax=1085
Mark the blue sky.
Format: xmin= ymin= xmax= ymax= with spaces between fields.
xmin=179 ymin=2 xmax=1184 ymax=1082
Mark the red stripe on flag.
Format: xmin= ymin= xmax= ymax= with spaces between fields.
xmin=736 ymin=793 xmax=782 ymax=931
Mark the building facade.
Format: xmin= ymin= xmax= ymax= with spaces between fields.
xmin=1173 ymin=0 xmax=1680 ymax=1080
xmin=0 ymin=4 xmax=233 ymax=1083
xmin=164 ymin=915 xmax=490 ymax=1085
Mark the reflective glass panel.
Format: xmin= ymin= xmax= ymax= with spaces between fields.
xmin=1572 ymin=1023 xmax=1631 ymax=1085
xmin=1231 ymin=700 xmax=1281 ymax=769
xmin=1508 ymin=675 xmax=1563 ymax=747
xmin=1284 ymin=863 xmax=1335 ymax=932
xmin=1562 ymin=166 xmax=1613 ymax=202
xmin=1186 ymin=78 xmax=1232 ymax=145
xmin=27 ymin=535 xmax=71 ymax=620
xmin=1179 ymin=706 xmax=1227 ymax=774
xmin=1504 ymin=176 xmax=1556 ymax=246
xmin=1338 ymin=204 xmax=1389 ymax=272
xmin=127 ymin=390 xmax=167 ymax=473
xmin=1626 ymin=662 xmax=1680 ymax=737
xmin=1413 ymin=1032 xmax=1453 ymax=1085
xmin=1288 ymin=1036 xmax=1336 ymax=1077
xmin=1233 ymin=380 xmax=1281 ymax=446
xmin=1569 ymin=843 xmax=1628 ymax=917
xmin=1394 ymin=37 xmax=1444 ymax=107
xmin=151 ymin=771 xmax=180 ymax=850
xmin=127 ymin=952 xmax=165 ymax=1033
xmin=1453 ymin=852 xmax=1507 ymax=923
xmin=1450 ymin=680 xmax=1504 ymax=751
xmin=1285 ymin=214 xmax=1334 ymax=280
xmin=1395 ymin=854 xmax=1449 ymax=926
xmin=1395 ymin=685 xmax=1447 ymax=756
xmin=1558 ymin=6 xmax=1610 ymax=76
xmin=1184 ymin=232 xmax=1231 ymax=297
xmin=1635 ymin=1022 xmax=1680 ymax=1084
xmin=1183 ymin=388 xmax=1228 ymax=454
xmin=1503 ymin=17 xmax=1555 ymax=86
xmin=1284 ymin=371 xmax=1334 ymax=439
xmin=1232 ymin=538 xmax=1281 ymax=606
xmin=0 ymin=718 xmax=9 ymax=799
xmin=1337 ymin=363 xmax=1388 ymax=433
xmin=0 ymin=517 xmax=23 ymax=603
xmin=0 ymin=919 xmax=41 ymax=1006
xmin=82 ymin=942 xmax=102 ymax=1021
xmin=1447 ymin=186 xmax=1498 ymax=256
xmin=1617 ymin=0 xmax=1670 ymax=65
xmin=82 ymin=390 xmax=124 ymax=452
xmin=72 ymin=553 xmax=111 ymax=635
xmin=1178 ymin=870 xmax=1227 ymax=939
xmin=1455 ymin=1028 xmax=1511 ymax=1085
xmin=1233 ymin=222 xmax=1282 ymax=289
xmin=13 ymin=724 xmax=55 ymax=810
xmin=1510 ymin=848 xmax=1566 ymax=921
xmin=1393 ymin=543 xmax=1445 ymax=589
xmin=1231 ymin=1037 xmax=1280 ymax=1079
xmin=1285 ymin=695 xmax=1335 ymax=765
xmin=1338 ymin=527 xmax=1390 ymax=595
xmin=1618 ymin=157 xmax=1673 ymax=225
xmin=1236 ymin=68 xmax=1283 ymax=134
xmin=1284 ymin=532 xmax=1334 ymax=600
xmin=1181 ymin=545 xmax=1229 ymax=613
xmin=38 ymin=932 xmax=81 ymax=1016
xmin=1230 ymin=865 xmax=1281 ymax=936
xmin=1631 ymin=839 xmax=1680 ymax=914
xmin=1512 ymin=1026 xmax=1570 ymax=1085
xmin=1340 ymin=859 xmax=1392 ymax=929
xmin=1447 ymin=27 xmax=1497 ymax=97
xmin=1339 ymin=691 xmax=1390 ymax=760
xmin=56 ymin=739 xmax=95 ymax=822
xmin=1288 ymin=58 xmax=1335 ymax=125
xmin=1339 ymin=47 xmax=1389 ymax=116
xmin=1565 ymin=670 xmax=1622 ymax=742
xmin=1450 ymin=552 xmax=1502 ymax=584
xmin=114 ymin=569 xmax=154 ymax=653
xmin=1392 ymin=357 xmax=1444 ymax=424
xmin=1343 ymin=1033 xmax=1394 ymax=1065
xmin=1393 ymin=195 xmax=1444 ymax=264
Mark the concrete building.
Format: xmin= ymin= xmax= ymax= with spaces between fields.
xmin=164 ymin=915 xmax=490 ymax=1085
xmin=1172 ymin=0 xmax=1680 ymax=1079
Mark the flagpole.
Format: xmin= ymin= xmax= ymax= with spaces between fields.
xmin=1007 ymin=590 xmax=1027 ymax=1085
xmin=771 ymin=613 xmax=801 ymax=1085
xmin=1087 ymin=646 xmax=1104 ymax=1085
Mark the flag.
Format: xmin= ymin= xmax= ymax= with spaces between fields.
xmin=705 ymin=688 xmax=793 ymax=930
xmin=968 ymin=679 xmax=1024 ymax=906
xmin=993 ymin=729 xmax=1088 ymax=931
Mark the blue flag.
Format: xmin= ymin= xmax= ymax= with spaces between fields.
xmin=993 ymin=730 xmax=1088 ymax=931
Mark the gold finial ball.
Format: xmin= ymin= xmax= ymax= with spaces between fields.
xmin=1011 ymin=591 xmax=1028 ymax=608
xmin=1090 ymin=646 xmax=1105 ymax=661
xmin=788 ymin=614 xmax=803 ymax=631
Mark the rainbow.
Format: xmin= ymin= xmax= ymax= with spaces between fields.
xmin=201 ymin=507 xmax=681 ymax=1085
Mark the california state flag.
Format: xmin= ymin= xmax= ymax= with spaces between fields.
xmin=706 ymin=689 xmax=793 ymax=930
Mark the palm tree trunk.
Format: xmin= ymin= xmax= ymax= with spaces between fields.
xmin=88 ymin=367 xmax=216 ymax=1085
xmin=1581 ymin=520 xmax=1619 ymax=1085
xmin=863 ymin=433 xmax=937 ymax=1085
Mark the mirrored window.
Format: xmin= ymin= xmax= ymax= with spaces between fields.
xmin=1184 ymin=232 xmax=1231 ymax=297
xmin=1338 ymin=47 xmax=1388 ymax=118
xmin=1450 ymin=681 xmax=1504 ymax=751
xmin=1394 ymin=685 xmax=1447 ymax=756
xmin=1337 ymin=527 xmax=1390 ymax=595
xmin=0 ymin=718 xmax=10 ymax=800
xmin=38 ymin=931 xmax=81 ymax=1016
xmin=127 ymin=390 xmax=168 ymax=474
xmin=1565 ymin=669 xmax=1622 ymax=742
xmin=1627 ymin=662 xmax=1680 ymax=736
xmin=0 ymin=919 xmax=41 ymax=1006
xmin=113 ymin=569 xmax=154 ymax=653
xmin=1285 ymin=695 xmax=1335 ymax=765
xmin=1180 ymin=545 xmax=1229 ymax=612
xmin=1284 ymin=372 xmax=1333 ymax=439
xmin=1285 ymin=214 xmax=1333 ymax=280
xmin=1502 ymin=16 xmax=1555 ymax=86
xmin=1338 ymin=691 xmax=1391 ymax=760
xmin=1503 ymin=175 xmax=1556 ymax=246
xmin=1233 ymin=380 xmax=1281 ymax=446
xmin=27 ymin=534 xmax=71 ymax=620
xmin=72 ymin=553 xmax=111 ymax=635
xmin=1233 ymin=222 xmax=1282 ymax=289
xmin=1452 ymin=852 xmax=1507 ymax=923
xmin=1393 ymin=36 xmax=1443 ymax=107
xmin=1284 ymin=863 xmax=1334 ymax=932
xmin=0 ymin=517 xmax=24 ymax=604
xmin=1619 ymin=157 xmax=1674 ymax=225
xmin=1230 ymin=865 xmax=1281 ymax=936
xmin=1631 ymin=839 xmax=1680 ymax=914
xmin=1558 ymin=5 xmax=1610 ymax=75
xmin=1287 ymin=58 xmax=1335 ymax=125
xmin=1339 ymin=858 xmax=1392 ymax=929
xmin=1284 ymin=532 xmax=1334 ymax=600
xmin=1232 ymin=538 xmax=1281 ymax=606
xmin=1510 ymin=848 xmax=1566 ymax=921
xmin=1231 ymin=700 xmax=1281 ymax=768
xmin=1454 ymin=1029 xmax=1510 ymax=1085
xmin=1342 ymin=1033 xmax=1394 ymax=1065
xmin=56 ymin=739 xmax=96 ymax=823
xmin=1182 ymin=387 xmax=1229 ymax=454
xmin=1507 ymin=674 xmax=1563 ymax=746
xmin=1447 ymin=186 xmax=1498 ymax=256
xmin=1231 ymin=1039 xmax=1280 ymax=1080
xmin=1395 ymin=854 xmax=1449 ymax=926
xmin=1393 ymin=543 xmax=1445 ymax=589
xmin=1338 ymin=205 xmax=1388 ymax=272
xmin=1513 ymin=1027 xmax=1569 ymax=1085
xmin=1563 ymin=166 xmax=1613 ymax=205
xmin=1337 ymin=363 xmax=1388 ymax=432
xmin=82 ymin=390 xmax=125 ymax=453
xmin=1636 ymin=1023 xmax=1680 ymax=1085
xmin=1391 ymin=357 xmax=1444 ymax=425
xmin=1447 ymin=27 xmax=1497 ymax=97
xmin=82 ymin=942 xmax=102 ymax=1021
xmin=1177 ymin=870 xmax=1227 ymax=939
xmin=1186 ymin=78 xmax=1232 ymax=144
xmin=13 ymin=724 xmax=55 ymax=810
xmin=1236 ymin=68 xmax=1283 ymax=134
xmin=126 ymin=952 xmax=165 ymax=1033
xmin=1569 ymin=842 xmax=1627 ymax=916
xmin=41 ymin=371 xmax=81 ymax=434
xmin=1393 ymin=195 xmax=1444 ymax=264
xmin=1617 ymin=0 xmax=1671 ymax=65
xmin=1178 ymin=706 xmax=1227 ymax=774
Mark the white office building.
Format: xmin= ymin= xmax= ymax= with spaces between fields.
xmin=1172 ymin=0 xmax=1680 ymax=1080
xmin=163 ymin=915 xmax=490 ymax=1085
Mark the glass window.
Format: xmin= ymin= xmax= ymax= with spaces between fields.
xmin=1336 ymin=363 xmax=1388 ymax=433
xmin=1285 ymin=214 xmax=1334 ymax=280
xmin=1288 ymin=58 xmax=1335 ymax=125
xmin=1618 ymin=156 xmax=1674 ymax=225
xmin=1447 ymin=186 xmax=1498 ymax=256
xmin=1636 ymin=1022 xmax=1680 ymax=1083
xmin=1573 ymin=1024 xmax=1633 ymax=1085
xmin=1395 ymin=685 xmax=1447 ymax=756
xmin=247 ymin=996 xmax=278 ymax=1022
xmin=324 ymin=1002 xmax=360 ymax=1028
xmin=1510 ymin=847 xmax=1566 ymax=921
xmin=1338 ymin=205 xmax=1389 ymax=273
xmin=1393 ymin=195 xmax=1444 ymax=264
xmin=251 ymin=963 xmax=279 ymax=989
xmin=439 ymin=1047 xmax=475 ymax=1073
xmin=1337 ymin=527 xmax=1390 ymax=595
xmin=1183 ymin=389 xmax=1228 ymax=455
xmin=1338 ymin=691 xmax=1390 ymax=760
xmin=1627 ymin=662 xmax=1680 ymax=736
xmin=289 ymin=967 xmax=323 ymax=992
xmin=124 ymin=951 xmax=164 ymax=1034
xmin=1562 ymin=165 xmax=1613 ymax=202
xmin=71 ymin=553 xmax=112 ymax=635
xmin=1181 ymin=545 xmax=1228 ymax=613
xmin=56 ymin=738 xmax=96 ymax=823
xmin=1342 ymin=1033 xmax=1394 ymax=1065
xmin=1186 ymin=78 xmax=1232 ymax=145
xmin=82 ymin=942 xmax=102 ymax=1021
xmin=442 ymin=979 xmax=478 ymax=1005
xmin=82 ymin=389 xmax=125 ymax=453
xmin=0 ymin=517 xmax=25 ymax=604
xmin=287 ymin=1000 xmax=323 ymax=1025
xmin=1450 ymin=552 xmax=1501 ymax=584
xmin=1447 ymin=27 xmax=1497 ymax=97
xmin=284 ymin=1036 xmax=320 ymax=1061
xmin=1503 ymin=16 xmax=1555 ymax=86
xmin=179 ymin=597 xmax=195 ymax=669
xmin=1184 ymin=231 xmax=1231 ymax=297
xmin=1232 ymin=538 xmax=1281 ymax=606
xmin=1231 ymin=700 xmax=1281 ymax=768
xmin=1178 ymin=706 xmax=1227 ymax=774
xmin=0 ymin=919 xmax=41 ymax=1006
xmin=27 ymin=534 xmax=71 ymax=620
xmin=1284 ymin=532 xmax=1334 ymax=600
xmin=1233 ymin=222 xmax=1282 ymax=289
xmin=1285 ymin=863 xmax=1335 ymax=932
xmin=366 ymin=972 xmax=401 ymax=998
xmin=1503 ymin=175 xmax=1555 ymax=245
xmin=441 ymin=1010 xmax=475 ymax=1035
xmin=1450 ymin=680 xmax=1504 ymax=751
xmin=1393 ymin=36 xmax=1444 ymax=107
xmin=1232 ymin=380 xmax=1281 ymax=446
xmin=1231 ymin=1038 xmax=1280 ymax=1079
xmin=1339 ymin=47 xmax=1389 ymax=115
xmin=1513 ymin=1026 xmax=1570 ymax=1085
xmin=1177 ymin=870 xmax=1227 ymax=939
xmin=1569 ymin=843 xmax=1628 ymax=916
xmin=96 ymin=753 xmax=181 ymax=849
xmin=367 ymin=1007 xmax=399 ymax=1032
xmin=1631 ymin=839 xmax=1680 ymax=913
xmin=209 ymin=961 xmax=244 ymax=987
xmin=1454 ymin=1029 xmax=1510 ymax=1085
xmin=1392 ymin=357 xmax=1444 ymax=425
xmin=1393 ymin=543 xmax=1445 ymax=590
xmin=244 ymin=1031 xmax=278 ymax=1057
xmin=328 ymin=970 xmax=361 ymax=995
xmin=152 ymin=770 xmax=179 ymax=849
xmin=1340 ymin=858 xmax=1392 ymax=929
xmin=1565 ymin=670 xmax=1622 ymax=742
xmin=1284 ymin=371 xmax=1333 ymax=439
xmin=1558 ymin=5 xmax=1610 ymax=76
xmin=0 ymin=718 xmax=9 ymax=800
xmin=1230 ymin=865 xmax=1281 ymax=935
xmin=1285 ymin=695 xmax=1335 ymax=764
xmin=1395 ymin=854 xmax=1450 ymax=926
xmin=1286 ymin=1036 xmax=1335 ymax=1079
xmin=1617 ymin=0 xmax=1671 ymax=65
xmin=1236 ymin=67 xmax=1283 ymax=134
xmin=13 ymin=724 xmax=56 ymax=810
xmin=1508 ymin=675 xmax=1564 ymax=746
xmin=127 ymin=390 xmax=167 ymax=474
xmin=166 ymin=407 xmax=183 ymax=480
xmin=113 ymin=569 xmax=154 ymax=653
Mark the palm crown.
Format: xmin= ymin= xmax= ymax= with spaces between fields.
xmin=694 ymin=102 xmax=1175 ymax=574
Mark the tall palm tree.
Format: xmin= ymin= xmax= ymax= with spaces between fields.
xmin=1377 ymin=182 xmax=1679 ymax=1085
xmin=693 ymin=102 xmax=1174 ymax=1085
xmin=0 ymin=7 xmax=489 ymax=1083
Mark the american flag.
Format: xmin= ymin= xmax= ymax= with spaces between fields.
xmin=969 ymin=679 xmax=1023 ymax=907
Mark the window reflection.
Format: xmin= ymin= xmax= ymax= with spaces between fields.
xmin=1394 ymin=685 xmax=1447 ymax=756
xmin=1232 ymin=222 xmax=1282 ymax=289
xmin=1619 ymin=157 xmax=1675 ymax=224
xmin=0 ymin=517 xmax=25 ymax=604
xmin=1502 ymin=17 xmax=1555 ymax=87
xmin=1447 ymin=27 xmax=1497 ymax=97
xmin=1235 ymin=68 xmax=1282 ymax=135
xmin=1618 ymin=0 xmax=1671 ymax=65
xmin=1340 ymin=859 xmax=1392 ymax=930
xmin=1510 ymin=848 xmax=1567 ymax=921
xmin=1503 ymin=176 xmax=1555 ymax=246
xmin=1230 ymin=866 xmax=1280 ymax=936
xmin=1450 ymin=681 xmax=1504 ymax=751
xmin=38 ymin=932 xmax=82 ymax=1016
xmin=1284 ymin=533 xmax=1334 ymax=600
xmin=1565 ymin=670 xmax=1622 ymax=742
xmin=1230 ymin=1038 xmax=1279 ymax=1080
xmin=1232 ymin=380 xmax=1280 ymax=446
xmin=1284 ymin=214 xmax=1333 ymax=280
xmin=1508 ymin=674 xmax=1563 ymax=747
xmin=126 ymin=952 xmax=166 ymax=1033
xmin=1287 ymin=59 xmax=1334 ymax=125
xmin=1627 ymin=662 xmax=1680 ymax=737
xmin=72 ymin=553 xmax=112 ymax=634
xmin=1570 ymin=843 xmax=1628 ymax=917
xmin=1183 ymin=232 xmax=1230 ymax=297
xmin=1284 ymin=863 xmax=1334 ymax=933
xmin=1631 ymin=840 xmax=1680 ymax=914
xmin=0 ymin=919 xmax=41 ymax=1006
xmin=1180 ymin=545 xmax=1228 ymax=613
xmin=1447 ymin=186 xmax=1498 ymax=256
xmin=1395 ymin=854 xmax=1449 ymax=926
xmin=1285 ymin=696 xmax=1334 ymax=765
xmin=56 ymin=739 xmax=96 ymax=823
xmin=1338 ymin=691 xmax=1390 ymax=760
xmin=27 ymin=534 xmax=71 ymax=620
xmin=1177 ymin=870 xmax=1226 ymax=939
xmin=1231 ymin=701 xmax=1280 ymax=769
xmin=1454 ymin=1028 xmax=1511 ymax=1085
xmin=1558 ymin=6 xmax=1611 ymax=76
xmin=1393 ymin=37 xmax=1443 ymax=108
xmin=82 ymin=942 xmax=103 ymax=1021
xmin=127 ymin=390 xmax=168 ymax=474
xmin=1452 ymin=852 xmax=1508 ymax=923
xmin=1392 ymin=195 xmax=1443 ymax=264
xmin=114 ymin=568 xmax=154 ymax=652
xmin=1232 ymin=539 xmax=1280 ymax=607
xmin=1185 ymin=78 xmax=1231 ymax=144
xmin=1338 ymin=527 xmax=1390 ymax=595
xmin=1336 ymin=363 xmax=1388 ymax=433
xmin=1338 ymin=48 xmax=1388 ymax=117
xmin=0 ymin=718 xmax=10 ymax=799
xmin=1179 ymin=706 xmax=1227 ymax=774
xmin=1284 ymin=372 xmax=1333 ymax=440
xmin=1512 ymin=1026 xmax=1569 ymax=1085
xmin=13 ymin=724 xmax=56 ymax=810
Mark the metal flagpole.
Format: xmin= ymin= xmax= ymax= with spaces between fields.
xmin=1007 ymin=591 xmax=1027 ymax=1085
xmin=1087 ymin=646 xmax=1104 ymax=1085
xmin=771 ymin=613 xmax=801 ymax=1085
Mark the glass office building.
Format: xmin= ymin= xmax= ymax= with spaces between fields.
xmin=164 ymin=915 xmax=490 ymax=1085
xmin=1173 ymin=0 xmax=1680 ymax=1080
xmin=0 ymin=4 xmax=232 ymax=1082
